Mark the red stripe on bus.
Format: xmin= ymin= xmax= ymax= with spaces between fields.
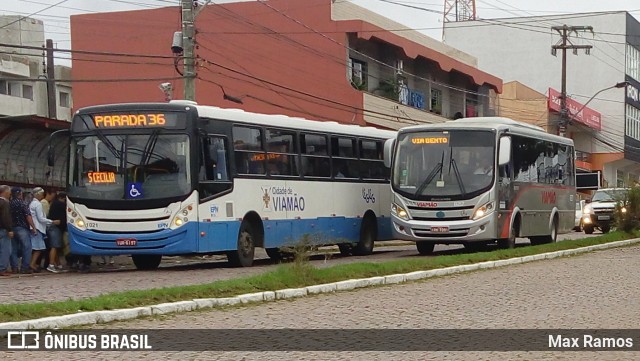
xmin=498 ymin=183 xmax=574 ymax=239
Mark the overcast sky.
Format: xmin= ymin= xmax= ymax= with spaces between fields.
xmin=2 ymin=0 xmax=640 ymax=66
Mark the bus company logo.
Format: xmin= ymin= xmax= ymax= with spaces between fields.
xmin=261 ymin=188 xmax=272 ymax=211
xmin=210 ymin=205 xmax=219 ymax=217
xmin=542 ymin=191 xmax=557 ymax=204
xmin=362 ymin=188 xmax=376 ymax=203
xmin=416 ymin=201 xmax=438 ymax=208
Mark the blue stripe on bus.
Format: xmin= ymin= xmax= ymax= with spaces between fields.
xmin=68 ymin=216 xmax=392 ymax=255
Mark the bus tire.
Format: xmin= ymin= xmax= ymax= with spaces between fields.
xmin=498 ymin=218 xmax=518 ymax=249
xmin=416 ymin=242 xmax=435 ymax=255
xmin=601 ymin=225 xmax=611 ymax=234
xmin=131 ymin=255 xmax=162 ymax=270
xmin=542 ymin=216 xmax=558 ymax=244
xmin=338 ymin=243 xmax=354 ymax=256
xmin=583 ymin=224 xmax=594 ymax=234
xmin=228 ymin=222 xmax=255 ymax=267
xmin=353 ymin=214 xmax=376 ymax=256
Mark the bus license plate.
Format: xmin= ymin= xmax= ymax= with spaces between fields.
xmin=115 ymin=238 xmax=137 ymax=246
xmin=431 ymin=226 xmax=449 ymax=233
xmin=597 ymin=215 xmax=610 ymax=221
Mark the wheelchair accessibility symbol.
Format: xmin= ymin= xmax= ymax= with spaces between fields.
xmin=127 ymin=183 xmax=143 ymax=199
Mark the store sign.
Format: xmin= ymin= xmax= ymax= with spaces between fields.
xmin=625 ymin=76 xmax=640 ymax=109
xmin=548 ymin=88 xmax=602 ymax=131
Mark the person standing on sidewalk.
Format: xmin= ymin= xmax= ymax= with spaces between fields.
xmin=29 ymin=187 xmax=60 ymax=273
xmin=47 ymin=191 xmax=67 ymax=271
xmin=9 ymin=187 xmax=36 ymax=274
xmin=0 ymin=185 xmax=14 ymax=276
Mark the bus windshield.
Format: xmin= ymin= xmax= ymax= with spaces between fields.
xmin=392 ymin=130 xmax=495 ymax=200
xmin=68 ymin=133 xmax=191 ymax=200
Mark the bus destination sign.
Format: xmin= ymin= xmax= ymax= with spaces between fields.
xmin=411 ymin=134 xmax=449 ymax=145
xmin=93 ymin=113 xmax=178 ymax=128
xmin=72 ymin=111 xmax=188 ymax=131
xmin=88 ymin=171 xmax=116 ymax=184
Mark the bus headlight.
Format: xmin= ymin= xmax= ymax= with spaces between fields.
xmin=621 ymin=207 xmax=628 ymax=213
xmin=74 ymin=217 xmax=87 ymax=231
xmin=171 ymin=204 xmax=194 ymax=228
xmin=391 ymin=203 xmax=409 ymax=220
xmin=583 ymin=205 xmax=592 ymax=215
xmin=473 ymin=202 xmax=495 ymax=220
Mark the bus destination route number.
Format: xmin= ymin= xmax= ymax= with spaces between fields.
xmin=93 ymin=113 xmax=168 ymax=128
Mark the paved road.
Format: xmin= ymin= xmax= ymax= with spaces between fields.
xmin=8 ymin=242 xmax=639 ymax=360
xmin=2 ymin=231 xmax=596 ymax=305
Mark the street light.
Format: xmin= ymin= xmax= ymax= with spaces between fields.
xmin=561 ymin=81 xmax=629 ymax=134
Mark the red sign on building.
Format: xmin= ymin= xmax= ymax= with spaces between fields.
xmin=548 ymin=88 xmax=602 ymax=131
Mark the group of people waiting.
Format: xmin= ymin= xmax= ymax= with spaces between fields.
xmin=0 ymin=185 xmax=93 ymax=275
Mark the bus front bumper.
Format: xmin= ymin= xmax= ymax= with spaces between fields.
xmin=391 ymin=215 xmax=497 ymax=244
xmin=67 ymin=223 xmax=199 ymax=255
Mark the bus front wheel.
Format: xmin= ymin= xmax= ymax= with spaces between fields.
xmin=131 ymin=255 xmax=162 ymax=270
xmin=498 ymin=221 xmax=518 ymax=249
xmin=353 ymin=215 xmax=377 ymax=256
xmin=416 ymin=242 xmax=435 ymax=255
xmin=228 ymin=222 xmax=256 ymax=267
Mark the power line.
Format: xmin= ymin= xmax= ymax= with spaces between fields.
xmin=0 ymin=76 xmax=183 ymax=83
xmin=0 ymin=0 xmax=69 ymax=29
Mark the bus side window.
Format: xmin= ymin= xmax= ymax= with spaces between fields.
xmin=199 ymin=135 xmax=232 ymax=199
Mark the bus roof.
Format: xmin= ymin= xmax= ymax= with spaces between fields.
xmin=75 ymin=101 xmax=397 ymax=140
xmin=193 ymin=103 xmax=397 ymax=140
xmin=398 ymin=116 xmax=574 ymax=146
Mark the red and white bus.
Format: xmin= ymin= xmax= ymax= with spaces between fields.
xmin=383 ymin=117 xmax=576 ymax=254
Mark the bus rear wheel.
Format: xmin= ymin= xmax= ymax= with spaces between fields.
xmin=583 ymin=224 xmax=594 ymax=234
xmin=228 ymin=222 xmax=256 ymax=267
xmin=131 ymin=255 xmax=162 ymax=270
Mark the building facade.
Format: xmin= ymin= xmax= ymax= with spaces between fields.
xmin=0 ymin=15 xmax=71 ymax=188
xmin=444 ymin=11 xmax=638 ymax=188
xmin=69 ymin=0 xmax=501 ymax=130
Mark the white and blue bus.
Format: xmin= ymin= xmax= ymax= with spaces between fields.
xmin=383 ymin=117 xmax=576 ymax=254
xmin=50 ymin=101 xmax=396 ymax=269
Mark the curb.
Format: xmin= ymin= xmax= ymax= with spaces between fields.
xmin=1 ymin=238 xmax=638 ymax=332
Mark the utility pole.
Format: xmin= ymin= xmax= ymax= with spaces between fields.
xmin=181 ymin=0 xmax=196 ymax=101
xmin=551 ymin=25 xmax=593 ymax=137
xmin=45 ymin=39 xmax=57 ymax=119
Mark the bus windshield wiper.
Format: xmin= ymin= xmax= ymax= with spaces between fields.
xmin=415 ymin=150 xmax=445 ymax=196
xmin=448 ymin=156 xmax=466 ymax=196
xmin=140 ymin=129 xmax=160 ymax=166
xmin=80 ymin=115 xmax=121 ymax=158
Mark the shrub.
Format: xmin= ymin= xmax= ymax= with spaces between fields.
xmin=614 ymin=185 xmax=640 ymax=233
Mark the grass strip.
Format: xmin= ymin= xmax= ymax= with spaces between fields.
xmin=1 ymin=230 xmax=638 ymax=323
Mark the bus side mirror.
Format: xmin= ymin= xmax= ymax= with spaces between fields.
xmin=498 ymin=136 xmax=511 ymax=166
xmin=47 ymin=145 xmax=55 ymax=167
xmin=383 ymin=138 xmax=395 ymax=168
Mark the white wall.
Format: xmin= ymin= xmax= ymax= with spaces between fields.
xmin=444 ymin=12 xmax=627 ymax=153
